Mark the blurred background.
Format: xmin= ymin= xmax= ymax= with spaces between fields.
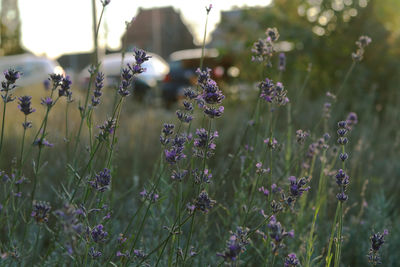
xmin=0 ymin=0 xmax=399 ymax=104
xmin=1 ymin=0 xmax=400 ymax=265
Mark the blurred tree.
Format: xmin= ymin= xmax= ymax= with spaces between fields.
xmin=211 ymin=0 xmax=400 ymax=104
xmin=0 ymin=0 xmax=24 ymax=56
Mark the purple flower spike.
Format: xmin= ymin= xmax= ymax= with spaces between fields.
xmin=284 ymin=253 xmax=299 ymax=267
xmin=18 ymin=96 xmax=35 ymax=115
xmin=41 ymin=97 xmax=53 ymax=107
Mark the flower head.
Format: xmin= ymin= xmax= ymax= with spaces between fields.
xmin=3 ymin=69 xmax=21 ymax=85
xmin=18 ymin=96 xmax=35 ymax=115
xmin=58 ymin=75 xmax=72 ymax=97
xmin=217 ymin=227 xmax=250 ymax=262
xmin=92 ymin=72 xmax=104 ymax=106
xmin=41 ymin=97 xmax=53 ymax=107
xmin=284 ymin=253 xmax=299 ymax=267
xmin=194 ymin=190 xmax=216 ymax=213
xmin=352 ymin=35 xmax=372 ymax=62
xmin=89 ymin=168 xmax=112 ymax=192
xmin=97 ymin=118 xmax=116 ymax=141
xmin=90 ymin=224 xmax=108 ymax=243
xmin=259 ymin=78 xmax=289 ymax=106
xmin=31 ymin=201 xmax=51 ymax=223
xmin=368 ymin=230 xmax=389 ymax=265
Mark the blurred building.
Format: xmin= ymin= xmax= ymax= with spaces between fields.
xmin=210 ymin=9 xmax=243 ymax=49
xmin=122 ymin=6 xmax=195 ymax=59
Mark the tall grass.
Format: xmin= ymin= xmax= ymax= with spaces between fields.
xmin=0 ymin=2 xmax=396 ymax=267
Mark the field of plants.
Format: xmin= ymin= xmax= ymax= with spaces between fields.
xmin=0 ymin=1 xmax=399 ymax=266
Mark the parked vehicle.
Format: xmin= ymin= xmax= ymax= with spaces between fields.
xmin=161 ymin=48 xmax=238 ymax=106
xmin=0 ymin=53 xmax=64 ymax=87
xmin=79 ymin=52 xmax=169 ymax=100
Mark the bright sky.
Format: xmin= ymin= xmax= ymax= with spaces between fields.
xmin=17 ymin=0 xmax=272 ymax=59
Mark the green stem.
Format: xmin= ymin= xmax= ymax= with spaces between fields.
xmin=31 ymin=95 xmax=59 ymax=202
xmin=325 ymin=204 xmax=340 ymax=267
xmin=334 ymin=202 xmax=343 ymax=267
xmin=0 ymin=90 xmax=8 ymax=156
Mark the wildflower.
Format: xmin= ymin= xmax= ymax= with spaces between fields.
xmin=41 ymin=97 xmax=53 ymax=107
xmin=133 ymin=249 xmax=146 ymax=259
xmin=89 ymin=168 xmax=112 ymax=192
xmin=193 ymin=168 xmax=212 ymax=184
xmin=118 ymin=68 xmax=132 ymax=97
xmin=186 ymin=203 xmax=196 ymax=214
xmin=101 ymin=0 xmax=110 ymax=6
xmin=194 ymin=190 xmax=216 ymax=213
xmin=346 ymin=112 xmax=358 ymax=130
xmin=252 ymin=28 xmax=279 ymax=66
xmin=183 ymin=100 xmax=193 ymax=111
xmin=33 ymin=138 xmax=53 ymax=148
xmin=176 ymin=110 xmax=193 ymax=123
xmin=184 ymin=87 xmax=198 ymax=99
xmin=31 ymin=201 xmax=51 ymax=223
xmin=193 ymin=128 xmax=218 ymax=158
xmin=90 ymin=224 xmax=108 ymax=243
xmin=133 ymin=48 xmax=151 ymax=69
xmin=116 ymin=251 xmax=130 ymax=258
xmin=264 ymin=137 xmax=278 ymax=150
xmin=43 ymin=79 xmax=50 ymax=90
xmin=267 ymin=215 xmax=294 ymax=254
xmin=251 ymin=39 xmax=269 ymax=63
xmin=18 ymin=96 xmax=35 ymax=115
xmin=271 ymin=184 xmax=281 ymax=194
xmin=164 ymin=134 xmax=186 ymax=164
xmin=58 ymin=76 xmax=72 ymax=97
xmin=217 ymin=227 xmax=250 ymax=262
xmin=195 ymin=68 xmax=225 ymax=118
xmin=259 ymin=79 xmax=289 ymax=106
xmin=54 ymin=203 xmax=84 ymax=234
xmin=160 ymin=123 xmax=175 ymax=145
xmin=171 ymin=169 xmax=188 ymax=181
xmin=266 ymin=27 xmax=280 ymax=42
xmin=352 ymin=36 xmax=372 ymax=62
xmin=336 ymin=120 xmax=350 ymax=201
xmin=165 ymin=147 xmax=185 ymax=164
xmin=340 ymin=153 xmax=348 ymax=161
xmin=203 ymin=105 xmax=224 ymax=118
xmin=118 ymin=233 xmax=127 ymax=244
xmin=49 ymin=73 xmax=63 ymax=88
xmin=97 ymin=118 xmax=116 ymax=141
xmin=139 ymin=188 xmax=159 ymax=202
xmin=296 ymin=130 xmax=309 ymax=144
xmin=206 ymin=4 xmax=212 ymax=14
xmin=89 ymin=247 xmax=102 ymax=259
xmin=199 ymin=78 xmax=224 ymax=105
xmin=279 ymin=53 xmax=286 ymax=72
xmin=162 ymin=123 xmax=174 ymax=136
xmin=323 ymin=102 xmax=332 ymax=119
xmin=284 ymin=253 xmax=299 ymax=267
xmin=367 ymin=230 xmax=389 ymax=265
xmin=91 ymin=72 xmax=104 ymax=106
xmin=258 ymin=186 xmax=269 ymax=196
xmin=256 ymin=162 xmax=270 ymax=175
xmin=285 ymin=176 xmax=310 ymax=205
xmin=3 ymin=69 xmax=21 ymax=85
xmin=271 ymin=200 xmax=283 ymax=214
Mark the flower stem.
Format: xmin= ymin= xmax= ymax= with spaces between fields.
xmin=0 ymin=91 xmax=9 ymax=156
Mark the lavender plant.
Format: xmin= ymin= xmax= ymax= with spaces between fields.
xmin=0 ymin=2 xmax=393 ymax=266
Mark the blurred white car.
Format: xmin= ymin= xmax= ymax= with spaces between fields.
xmin=79 ymin=52 xmax=169 ymax=99
xmin=0 ymin=53 xmax=64 ymax=87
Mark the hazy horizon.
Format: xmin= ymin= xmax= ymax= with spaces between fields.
xmin=15 ymin=0 xmax=272 ymax=59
